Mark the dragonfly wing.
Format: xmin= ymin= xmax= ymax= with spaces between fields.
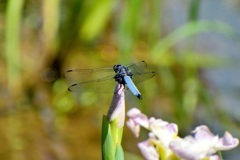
xmin=64 ymin=68 xmax=116 ymax=93
xmin=131 ymin=71 xmax=155 ymax=85
xmin=127 ymin=61 xmax=155 ymax=84
xmin=127 ymin=61 xmax=148 ymax=74
xmin=68 ymin=75 xmax=117 ymax=93
xmin=64 ymin=68 xmax=114 ymax=83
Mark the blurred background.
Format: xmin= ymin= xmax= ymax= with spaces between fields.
xmin=1 ymin=0 xmax=240 ymax=159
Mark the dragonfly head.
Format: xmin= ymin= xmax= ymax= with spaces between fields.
xmin=113 ymin=64 xmax=130 ymax=74
xmin=113 ymin=64 xmax=126 ymax=84
xmin=113 ymin=64 xmax=122 ymax=73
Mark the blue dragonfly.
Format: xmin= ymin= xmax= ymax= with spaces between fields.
xmin=64 ymin=61 xmax=155 ymax=99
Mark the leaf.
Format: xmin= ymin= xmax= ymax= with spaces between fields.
xmin=80 ymin=0 xmax=116 ymax=41
xmin=102 ymin=115 xmax=115 ymax=160
xmin=115 ymin=144 xmax=124 ymax=160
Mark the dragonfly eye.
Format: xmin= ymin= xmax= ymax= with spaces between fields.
xmin=113 ymin=64 xmax=121 ymax=72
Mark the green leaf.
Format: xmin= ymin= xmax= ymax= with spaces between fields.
xmin=110 ymin=117 xmax=124 ymax=146
xmin=102 ymin=115 xmax=115 ymax=160
xmin=117 ymin=0 xmax=143 ymax=60
xmin=115 ymin=144 xmax=124 ymax=160
xmin=80 ymin=0 xmax=115 ymax=41
xmin=5 ymin=0 xmax=24 ymax=91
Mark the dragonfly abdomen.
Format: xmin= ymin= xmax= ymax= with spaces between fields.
xmin=124 ymin=76 xmax=142 ymax=99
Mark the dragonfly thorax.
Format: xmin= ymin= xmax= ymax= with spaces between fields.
xmin=113 ymin=64 xmax=133 ymax=84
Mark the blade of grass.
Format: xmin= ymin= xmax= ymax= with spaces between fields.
xmin=5 ymin=0 xmax=24 ymax=93
xmin=117 ymin=0 xmax=143 ymax=62
xmin=150 ymin=20 xmax=237 ymax=65
xmin=5 ymin=1 xmax=25 ymax=160
xmin=80 ymin=0 xmax=116 ymax=41
xmin=42 ymin=0 xmax=60 ymax=53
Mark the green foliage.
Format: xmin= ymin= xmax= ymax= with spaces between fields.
xmin=102 ymin=115 xmax=115 ymax=160
xmin=80 ymin=0 xmax=116 ymax=41
xmin=5 ymin=0 xmax=24 ymax=93
xmin=102 ymin=115 xmax=124 ymax=160
xmin=115 ymin=144 xmax=124 ymax=160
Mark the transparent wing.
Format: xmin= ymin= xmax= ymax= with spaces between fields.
xmin=127 ymin=61 xmax=155 ymax=84
xmin=131 ymin=71 xmax=155 ymax=85
xmin=68 ymin=75 xmax=117 ymax=93
xmin=64 ymin=68 xmax=116 ymax=92
xmin=64 ymin=68 xmax=114 ymax=83
xmin=127 ymin=61 xmax=148 ymax=74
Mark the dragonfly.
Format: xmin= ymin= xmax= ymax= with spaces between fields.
xmin=64 ymin=61 xmax=155 ymax=99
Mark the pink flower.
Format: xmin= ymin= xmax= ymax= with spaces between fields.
xmin=215 ymin=131 xmax=239 ymax=150
xmin=127 ymin=108 xmax=239 ymax=160
xmin=169 ymin=125 xmax=239 ymax=160
xmin=126 ymin=108 xmax=149 ymax=137
xmin=138 ymin=140 xmax=159 ymax=160
xmin=127 ymin=108 xmax=178 ymax=159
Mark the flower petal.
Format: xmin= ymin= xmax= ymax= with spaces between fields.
xmin=107 ymin=83 xmax=125 ymax=127
xmin=170 ymin=136 xmax=211 ymax=160
xmin=193 ymin=125 xmax=217 ymax=141
xmin=127 ymin=108 xmax=149 ymax=129
xmin=149 ymin=118 xmax=178 ymax=149
xmin=126 ymin=119 xmax=140 ymax=137
xmin=170 ymin=126 xmax=221 ymax=160
xmin=209 ymin=155 xmax=220 ymax=160
xmin=138 ymin=140 xmax=159 ymax=160
xmin=215 ymin=131 xmax=239 ymax=150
